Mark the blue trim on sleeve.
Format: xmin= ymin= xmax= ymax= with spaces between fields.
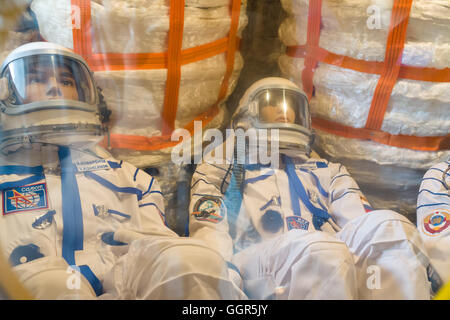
xmin=331 ymin=189 xmax=361 ymax=203
xmin=418 ymin=189 xmax=450 ymax=198
xmin=421 ymin=178 xmax=448 ymax=189
xmin=429 ymin=168 xmax=450 ymax=177
xmin=142 ymin=177 xmax=154 ymax=197
xmin=194 ymin=170 xmax=207 ymax=176
xmin=85 ymin=171 xmax=143 ymax=201
xmin=330 ymin=174 xmax=351 ymax=185
xmin=133 ymin=168 xmax=140 ymax=181
xmin=417 ymin=202 xmax=449 ymax=210
xmin=191 ymin=178 xmax=221 ymax=191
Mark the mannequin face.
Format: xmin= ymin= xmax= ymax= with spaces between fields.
xmin=260 ymin=104 xmax=296 ymax=124
xmin=24 ymin=64 xmax=79 ymax=103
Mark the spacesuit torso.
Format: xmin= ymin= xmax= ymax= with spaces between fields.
xmin=189 ymin=134 xmax=373 ymax=261
xmin=0 ymin=145 xmax=175 ymax=296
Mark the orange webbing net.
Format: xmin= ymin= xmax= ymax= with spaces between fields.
xmin=71 ymin=0 xmax=242 ymax=151
xmin=289 ymin=0 xmax=450 ymax=151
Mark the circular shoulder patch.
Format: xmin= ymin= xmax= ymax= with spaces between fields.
xmin=423 ymin=209 xmax=450 ymax=237
xmin=192 ymin=196 xmax=224 ymax=224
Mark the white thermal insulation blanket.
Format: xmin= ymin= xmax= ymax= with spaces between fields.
xmin=31 ymin=0 xmax=248 ymax=168
xmin=278 ymin=0 xmax=450 ymax=218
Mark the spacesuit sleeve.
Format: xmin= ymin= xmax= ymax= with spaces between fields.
xmin=188 ymin=149 xmax=234 ymax=262
xmin=327 ymin=163 xmax=373 ymax=228
xmin=114 ymin=166 xmax=179 ymax=244
xmin=417 ymin=161 xmax=450 ymax=237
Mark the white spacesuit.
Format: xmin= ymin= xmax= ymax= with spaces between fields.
xmin=189 ymin=77 xmax=433 ymax=300
xmin=0 ymin=42 xmax=240 ymax=300
xmin=417 ymin=161 xmax=450 ymax=283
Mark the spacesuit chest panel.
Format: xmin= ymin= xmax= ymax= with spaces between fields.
xmin=0 ymin=170 xmax=58 ymax=266
xmin=242 ymin=168 xmax=327 ymax=240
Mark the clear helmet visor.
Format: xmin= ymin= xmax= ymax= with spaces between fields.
xmin=254 ymin=88 xmax=311 ymax=129
xmin=3 ymin=54 xmax=96 ymax=107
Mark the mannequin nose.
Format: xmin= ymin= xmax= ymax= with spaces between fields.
xmin=277 ymin=105 xmax=287 ymax=115
xmin=46 ymin=77 xmax=62 ymax=97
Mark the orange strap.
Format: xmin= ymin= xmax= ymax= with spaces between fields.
xmin=72 ymin=0 xmax=92 ymax=59
xmin=216 ymin=0 xmax=241 ymax=103
xmin=312 ymin=117 xmax=450 ymax=152
xmin=97 ymin=0 xmax=241 ymax=151
xmin=161 ymin=0 xmax=185 ymax=135
xmin=365 ymin=0 xmax=413 ymax=131
xmin=286 ymin=45 xmax=450 ymax=83
xmin=102 ymin=105 xmax=222 ymax=151
xmin=71 ymin=0 xmax=241 ymax=71
xmin=301 ymin=0 xmax=322 ymax=100
xmin=297 ymin=0 xmax=448 ymax=151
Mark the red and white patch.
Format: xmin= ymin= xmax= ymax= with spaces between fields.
xmin=422 ymin=209 xmax=450 ymax=237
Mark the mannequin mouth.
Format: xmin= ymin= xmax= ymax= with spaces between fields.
xmin=275 ymin=117 xmax=289 ymax=123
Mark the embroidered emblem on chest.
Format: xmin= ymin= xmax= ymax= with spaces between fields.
xmin=3 ymin=183 xmax=49 ymax=215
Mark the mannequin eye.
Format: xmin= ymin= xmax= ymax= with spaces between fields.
xmin=28 ymin=73 xmax=46 ymax=84
xmin=61 ymin=78 xmax=75 ymax=87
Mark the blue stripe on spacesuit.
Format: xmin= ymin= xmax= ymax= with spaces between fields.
xmin=133 ymin=168 xmax=140 ymax=181
xmin=316 ymin=161 xmax=328 ymax=168
xmin=416 ymin=202 xmax=449 ymax=210
xmin=244 ymin=163 xmax=272 ymax=171
xmin=107 ymin=160 xmax=123 ymax=168
xmin=284 ymin=156 xmax=331 ymax=230
xmin=142 ymin=177 xmax=154 ymax=196
xmin=299 ymin=169 xmax=329 ymax=198
xmin=107 ymin=209 xmax=131 ymax=219
xmin=428 ymin=168 xmax=450 ymax=176
xmin=192 ymin=178 xmax=221 ymax=191
xmin=307 ymin=189 xmax=328 ymax=211
xmin=138 ymin=202 xmax=163 ymax=211
xmin=0 ymin=165 xmax=43 ymax=175
xmin=194 ymin=170 xmax=207 ymax=176
xmin=331 ymin=188 xmax=361 ymax=203
xmin=85 ymin=171 xmax=143 ymax=201
xmin=210 ymin=163 xmax=228 ymax=172
xmin=139 ymin=202 xmax=166 ymax=223
xmin=330 ymin=174 xmax=351 ymax=185
xmin=220 ymin=164 xmax=233 ymax=194
xmin=421 ymin=177 xmax=448 ymax=189
xmin=244 ymin=170 xmax=275 ymax=186
xmin=418 ymin=189 xmax=450 ymax=198
xmin=58 ymin=147 xmax=103 ymax=296
xmin=0 ymin=173 xmax=45 ymax=190
xmin=260 ymin=196 xmax=282 ymax=211
xmin=287 ymin=168 xmax=302 ymax=217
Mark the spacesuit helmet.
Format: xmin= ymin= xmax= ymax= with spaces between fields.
xmin=231 ymin=77 xmax=314 ymax=157
xmin=0 ymin=42 xmax=110 ymax=153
